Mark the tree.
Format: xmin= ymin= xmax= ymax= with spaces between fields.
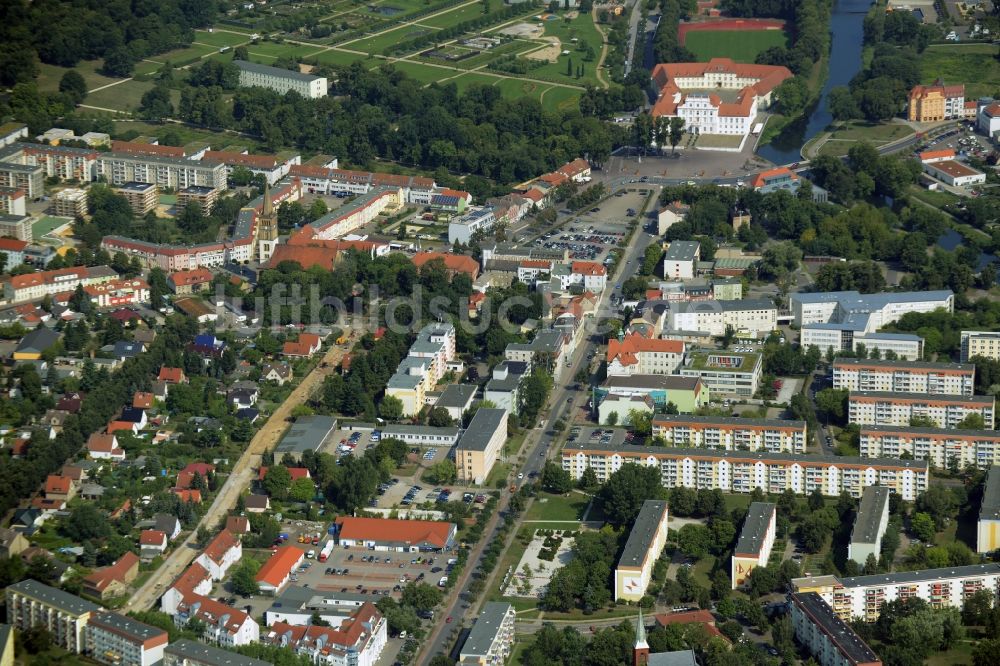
xmin=599 ymin=463 xmax=664 ymax=527
xmin=289 ymin=477 xmax=316 ymax=502
xmin=541 ymin=460 xmax=573 ymax=494
xmin=578 ymin=467 xmax=599 ymax=491
xmin=230 ymin=559 xmax=261 ymax=596
xmin=400 ymin=582 xmax=443 ymax=613
xmin=676 ymin=523 xmax=712 ymax=559
xmin=425 ymin=460 xmax=457 ymax=485
xmin=263 ymin=465 xmax=293 ymax=500
xmin=102 ymin=46 xmax=136 ymax=77
xmin=956 ymin=413 xmax=986 ymax=430
xmin=62 ymin=503 xmax=111 ymax=541
xmin=140 ymin=84 xmax=173 ymax=120
xmin=59 ymin=70 xmax=87 ymax=105
xmin=378 ymin=395 xmax=404 ymax=421
xmin=668 ymin=117 xmax=685 ymax=154
xmin=427 ymin=406 xmax=453 ymax=427
xmin=910 ymin=512 xmax=936 ymax=542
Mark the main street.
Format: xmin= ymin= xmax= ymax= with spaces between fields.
xmin=124 ymin=331 xmax=357 ymax=612
xmin=417 ymin=190 xmax=662 ymax=665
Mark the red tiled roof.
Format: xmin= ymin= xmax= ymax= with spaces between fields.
xmin=45 ymin=475 xmax=72 ymax=495
xmin=749 ymin=166 xmax=799 ymax=189
xmin=282 ymin=333 xmax=321 ymax=357
xmin=520 ymin=260 xmax=552 ymax=269
xmin=141 ymin=529 xmax=167 ymax=546
xmin=607 ymin=332 xmax=684 ymax=367
xmin=412 ymin=252 xmax=480 ymax=278
xmin=158 ymin=367 xmax=185 ymax=383
xmin=0 ymin=238 xmax=27 ymax=252
xmin=202 ymin=530 xmax=239 ymax=564
xmin=919 ymin=149 xmax=955 ymax=162
xmin=133 ymin=392 xmax=154 ymax=409
xmin=258 ymin=467 xmax=312 ymax=481
xmin=226 ymin=516 xmax=250 ymax=533
xmin=10 ymin=266 xmax=92 ymax=291
xmin=178 ymin=594 xmax=251 ymax=635
xmin=256 ymin=545 xmax=305 ymax=587
xmin=111 ymin=140 xmax=186 ymax=158
xmin=571 ymin=261 xmax=606 ymax=276
xmin=909 ymin=81 xmax=965 ymax=101
xmin=83 ymin=552 xmax=139 ymax=592
xmin=335 ymin=516 xmax=453 ymax=549
xmin=173 ymin=489 xmax=202 ymax=503
xmin=172 ymin=562 xmax=211 ymax=597
xmin=168 ymin=268 xmax=214 ymax=287
xmin=182 ymin=462 xmax=216 ymax=477
xmin=203 ymin=150 xmax=280 ymax=169
xmin=557 ymin=158 xmax=591 ymax=177
xmin=107 ymin=421 xmax=138 ymax=434
xmin=265 ymin=603 xmax=381 ymax=652
xmin=87 ymin=433 xmax=123 ymax=455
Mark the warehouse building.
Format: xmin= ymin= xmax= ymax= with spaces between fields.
xmin=335 ymin=516 xmax=457 ymax=552
xmin=275 ymin=415 xmax=337 ymax=462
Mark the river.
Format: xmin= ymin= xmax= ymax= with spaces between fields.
xmin=756 ymin=0 xmax=871 ymax=165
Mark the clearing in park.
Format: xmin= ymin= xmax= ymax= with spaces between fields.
xmin=684 ymin=28 xmax=790 ymax=63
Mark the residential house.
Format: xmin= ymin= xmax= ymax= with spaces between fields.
xmin=195 ymin=530 xmax=242 ymax=581
xmin=0 ymin=527 xmax=30 ymax=558
xmin=261 ymin=362 xmax=292 ymax=385
xmin=245 ymin=495 xmax=271 ymax=513
xmin=283 ymin=333 xmax=321 ymax=358
xmin=140 ymin=530 xmax=169 ymax=560
xmin=82 ymin=552 xmax=140 ymax=600
xmin=158 ymin=367 xmax=187 ymax=384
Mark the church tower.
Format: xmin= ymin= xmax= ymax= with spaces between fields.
xmin=256 ymin=181 xmax=278 ymax=263
xmin=634 ymin=608 xmax=650 ymax=666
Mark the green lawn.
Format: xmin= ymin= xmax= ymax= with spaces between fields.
xmin=685 ymin=28 xmax=789 ymax=63
xmin=244 ymin=42 xmax=323 ymax=60
xmin=447 ymin=71 xmax=505 ymax=92
xmin=538 ymin=85 xmax=580 ymax=112
xmin=420 ymin=2 xmax=493 ymax=29
xmin=194 ymin=29 xmax=252 ymax=48
xmin=347 ymin=24 xmax=438 ymax=54
xmin=920 ymin=43 xmax=1000 ymax=98
xmin=313 ymin=48 xmax=370 ymax=67
xmin=386 ymin=60 xmax=453 ymax=84
xmin=523 ymin=492 xmax=589 ymax=522
xmin=926 ymin=640 xmax=975 ymax=666
xmin=907 ymin=184 xmax=961 ymax=208
xmin=815 ymin=120 xmax=915 ymax=157
xmin=33 ymin=216 xmax=72 ymax=238
xmin=37 ymin=61 xmax=119 ymax=93
xmin=85 ymin=79 xmax=156 ymax=113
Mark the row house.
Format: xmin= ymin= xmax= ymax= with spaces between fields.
xmin=652 ymin=415 xmax=807 ymax=454
xmin=561 ymin=442 xmax=929 ymax=500
xmin=175 ymin=595 xmax=259 ymax=647
xmin=261 ymin=602 xmax=387 ymax=666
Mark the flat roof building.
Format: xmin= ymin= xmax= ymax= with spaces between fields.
xmin=457 ymin=602 xmax=515 ymax=666
xmin=85 ymin=611 xmax=169 ymax=666
xmin=961 ymin=330 xmax=1000 ymax=363
xmin=615 ymin=500 xmax=670 ymax=602
xmin=6 ymin=579 xmax=100 ymax=653
xmin=117 ymin=182 xmax=158 ymax=216
xmin=455 ymin=408 xmax=508 ymax=485
xmin=276 ymin=415 xmax=337 ymax=462
xmin=732 ymin=502 xmax=776 ymax=589
xmin=832 ymin=358 xmax=975 ymax=397
xmin=979 ymin=467 xmax=1000 ymax=554
xmin=790 ymin=593 xmax=882 ymax=666
xmin=859 ymin=424 xmax=1000 ymax=471
xmin=652 ymin=415 xmax=807 ymax=454
xmin=163 ymin=639 xmax=270 ymax=666
xmin=848 ymin=391 xmax=995 ymax=429
xmin=379 ymin=424 xmax=461 ymax=448
xmin=848 ymin=486 xmax=891 ymax=565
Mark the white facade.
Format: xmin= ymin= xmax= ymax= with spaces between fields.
xmin=676 ymin=93 xmax=756 ymax=136
xmin=561 ymin=444 xmax=929 ymax=500
xmin=961 ymin=330 xmax=1000 ymax=362
xmin=790 ymin=290 xmax=954 ymax=329
xmin=790 ymin=593 xmax=880 ymax=666
xmin=97 ymin=154 xmax=227 ymax=190
xmin=848 ymin=392 xmax=995 ymax=429
xmin=847 ymin=486 xmax=890 ymax=566
xmin=652 ymin=416 xmax=807 ymax=453
xmin=832 ymin=359 xmax=974 ymax=396
xmin=195 ymin=535 xmax=242 ymax=581
xmin=614 ymin=501 xmax=670 ymax=602
xmin=678 ymin=351 xmax=763 ymax=398
xmin=668 ymin=300 xmax=777 ymax=337
xmin=448 ymin=206 xmax=497 ymax=244
xmin=235 ymin=60 xmax=327 ymax=98
xmin=859 ymin=425 xmax=1000 ymax=470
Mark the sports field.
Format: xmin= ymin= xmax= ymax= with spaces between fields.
xmin=684 ymin=28 xmax=789 ymax=63
xmin=33 ymin=216 xmax=71 ymax=239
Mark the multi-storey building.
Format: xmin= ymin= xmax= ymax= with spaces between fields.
xmin=262 ymin=602 xmax=386 ymax=666
xmin=908 ymin=81 xmax=965 ymax=122
xmin=750 ymin=166 xmax=800 ymax=194
xmin=6 ymin=579 xmax=99 ymax=653
xmin=83 ymin=278 xmax=150 ymax=308
xmin=85 ymin=611 xmax=169 ymax=666
xmin=455 ymin=408 xmax=508 ymax=485
xmin=668 ymin=299 xmax=777 ymax=337
xmin=96 ymin=153 xmax=227 ymax=191
xmin=662 ymin=240 xmax=700 ymax=279
xmin=732 ymin=502 xmax=776 ymax=589
xmin=795 ymin=291 xmax=953 ymax=355
xmin=448 ymin=206 xmax=497 ymax=244
xmin=194 ymin=530 xmax=241 ymax=581
xmin=561 ymin=442 xmax=929 ymax=500
xmin=652 ymin=415 xmax=807 ymax=454
xmin=678 ymin=349 xmax=763 ymax=397
xmin=832 ymin=358 xmax=975 ymax=396
xmin=961 ymin=330 xmax=1000 ymax=362
xmin=303 ymin=186 xmax=402 ymax=240
xmin=234 ymin=60 xmax=328 ymax=98
xmin=597 ymin=375 xmax=709 ymax=414
xmin=177 ymin=186 xmax=219 ymax=215
xmin=847 ymin=391 xmax=995 ymax=429
xmin=0 ymin=213 xmax=32 ymax=242
xmin=606 ymin=332 xmax=685 ymax=376
xmin=790 ymin=593 xmax=882 ymax=666
xmin=0 ymin=186 xmax=25 ymax=216
xmin=288 ymin=165 xmax=439 ymax=204
xmin=848 ymin=486 xmax=891 ymax=566
xmin=117 ymin=182 xmax=158 ymax=215
xmin=53 ymin=187 xmax=88 ymax=217
xmin=859 ymin=425 xmax=1000 ymax=470
xmin=978 ymin=467 xmax=1000 ymax=554
xmin=0 ymin=143 xmax=98 ymax=182
xmin=505 ymin=329 xmax=569 ymax=381
xmin=2 ymin=265 xmax=118 ymax=304
xmin=457 ymin=602 xmax=516 ymax=666
xmin=614 ymin=500 xmax=670 ymax=601
xmin=175 ymin=595 xmax=259 ymax=646
xmin=385 ymin=323 xmax=458 ymax=416
xmin=0 ymin=161 xmax=44 ymax=199
xmin=793 ymin=563 xmax=1000 ymax=622
xmin=163 ymin=639 xmax=270 ymax=666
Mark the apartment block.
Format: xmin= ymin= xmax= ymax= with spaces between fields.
xmin=790 ymin=593 xmax=882 ymax=666
xmin=561 ymin=442 xmax=929 ymax=500
xmin=177 ymin=186 xmax=219 ymax=215
xmin=85 ymin=611 xmax=169 ymax=666
xmin=234 ymin=60 xmax=327 ymax=99
xmin=859 ymin=425 xmax=1000 ymax=470
xmin=0 ymin=143 xmax=98 ymax=182
xmin=606 ymin=332 xmax=684 ymax=376
xmin=848 ymin=486 xmax=891 ymax=566
xmin=97 ymin=153 xmax=227 ymax=191
xmin=385 ymin=323 xmax=457 ymax=416
xmin=455 ymin=408 xmax=508 ymax=485
xmin=0 ymin=187 xmax=25 ymax=216
xmin=614 ymin=500 xmax=670 ymax=602
xmin=732 ymin=502 xmax=776 ymax=589
xmin=793 ymin=563 xmax=1000 ymax=622
xmin=832 ymin=358 xmax=974 ymax=396
xmin=2 ymin=265 xmax=118 ymax=304
xmin=6 ymin=579 xmax=99 ymax=653
xmin=0 ymin=162 xmax=44 ymax=199
xmin=668 ymin=299 xmax=777 ymax=337
xmin=458 ymin=602 xmax=515 ymax=666
xmin=0 ymin=213 xmax=32 ymax=242
xmin=961 ymin=330 xmax=1000 ymax=362
xmin=908 ymin=81 xmax=965 ymax=122
xmin=662 ymin=240 xmax=700 ymax=279
xmin=848 ymin=391 xmax=995 ymax=429
xmin=652 ymin=415 xmax=807 ymax=454
xmin=117 ymin=182 xmax=158 ymax=216
xmin=678 ymin=349 xmax=762 ymax=397
xmin=978 ymin=467 xmax=1000 ymax=554
xmin=53 ymin=187 xmax=88 ymax=217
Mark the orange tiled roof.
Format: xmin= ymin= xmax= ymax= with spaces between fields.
xmin=140 ymin=529 xmax=167 ymax=546
xmin=83 ymin=552 xmax=139 ymax=592
xmin=255 ymin=545 xmax=305 ymax=587
xmin=412 ymin=252 xmax=480 ymax=278
xmin=45 ymin=475 xmax=72 ymax=495
xmin=335 ymin=516 xmax=453 ymax=548
xmin=202 ymin=530 xmax=239 ymax=564
xmin=158 ymin=367 xmax=185 ymax=383
xmin=571 ymin=261 xmax=606 ymax=276
xmin=607 ymin=332 xmax=684 ymax=367
xmin=168 ymin=268 xmax=214 ymax=287
xmin=749 ymin=166 xmax=799 ymax=189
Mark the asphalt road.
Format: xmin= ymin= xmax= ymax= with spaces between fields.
xmin=417 ymin=191 xmax=661 ymax=665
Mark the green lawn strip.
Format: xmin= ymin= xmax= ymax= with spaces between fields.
xmin=925 ymin=640 xmax=975 ymax=666
xmin=349 ymin=24 xmax=438 ymax=54
xmin=684 ymin=29 xmax=789 ymax=63
xmin=421 ymin=2 xmax=491 ymax=28
xmin=246 ymin=42 xmax=323 ymax=60
xmin=906 ymin=184 xmax=961 ymax=208
xmin=446 ymin=39 xmax=541 ymax=69
xmin=312 ymin=49 xmax=370 ymax=67
xmin=523 ymin=492 xmax=589 ymax=521
xmin=920 ymin=43 xmax=1000 ymax=98
xmin=538 ymin=85 xmax=580 ymax=112
xmin=37 ymin=61 xmax=119 ymax=93
xmin=448 ymin=71 xmax=505 ymax=92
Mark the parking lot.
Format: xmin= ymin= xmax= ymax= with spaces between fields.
xmin=309 ymin=545 xmax=454 ymax=599
xmin=372 ymin=475 xmax=488 ymax=510
xmin=567 ymin=426 xmax=630 ymax=448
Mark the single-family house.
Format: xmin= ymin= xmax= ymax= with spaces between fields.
xmin=82 ymin=551 xmax=140 ymax=600
xmin=194 ymin=530 xmax=242 ymax=581
xmin=86 ymin=433 xmax=125 ymax=461
xmin=140 ymin=530 xmax=168 ymax=560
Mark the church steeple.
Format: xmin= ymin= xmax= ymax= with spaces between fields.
xmin=256 ymin=180 xmax=279 ymax=262
xmin=634 ymin=608 xmax=649 ymax=666
xmin=261 ymin=181 xmax=274 ymax=218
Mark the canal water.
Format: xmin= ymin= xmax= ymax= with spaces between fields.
xmin=756 ymin=0 xmax=871 ymax=165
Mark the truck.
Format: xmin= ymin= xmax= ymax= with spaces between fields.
xmin=318 ymin=540 xmax=334 ymax=562
xmin=336 ymin=334 xmax=349 ymax=344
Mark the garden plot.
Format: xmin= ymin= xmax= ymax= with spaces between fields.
xmin=504 ymin=528 xmax=576 ymax=599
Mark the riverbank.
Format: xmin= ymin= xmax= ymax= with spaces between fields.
xmin=800 ymin=120 xmax=915 ymax=159
xmin=758 ymin=51 xmax=830 ymax=150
